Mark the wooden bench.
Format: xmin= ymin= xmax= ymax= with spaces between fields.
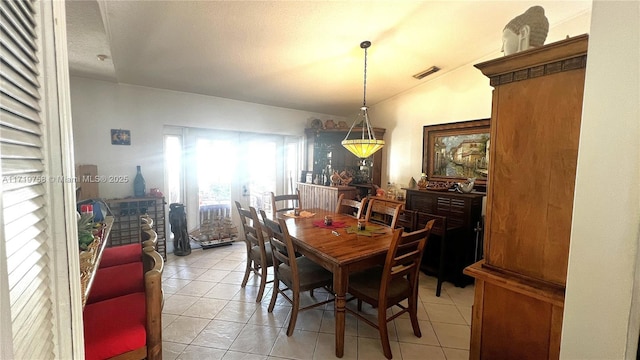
xmin=83 ymin=246 xmax=164 ymax=360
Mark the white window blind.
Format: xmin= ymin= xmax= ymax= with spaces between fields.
xmin=0 ymin=0 xmax=55 ymax=359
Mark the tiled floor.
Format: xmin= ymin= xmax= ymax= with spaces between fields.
xmin=162 ymin=242 xmax=474 ymax=360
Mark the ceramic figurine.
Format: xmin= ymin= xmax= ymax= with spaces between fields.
xmin=417 ymin=173 xmax=428 ymax=189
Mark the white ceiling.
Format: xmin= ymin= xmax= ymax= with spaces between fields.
xmin=65 ymin=0 xmax=592 ymax=117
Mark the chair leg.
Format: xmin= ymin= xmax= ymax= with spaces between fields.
xmin=268 ymin=278 xmax=279 ymax=312
xmin=241 ymin=258 xmax=252 ymax=288
xmin=357 ymin=299 xmax=363 ymax=311
xmin=256 ymin=263 xmax=267 ymax=302
xmin=378 ymin=306 xmax=393 ymax=359
xmin=436 ymin=235 xmax=446 ymax=297
xmin=287 ymin=290 xmax=300 ymax=336
xmin=408 ymin=294 xmax=422 ymax=338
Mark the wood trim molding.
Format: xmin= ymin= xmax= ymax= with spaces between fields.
xmin=464 ymin=261 xmax=565 ymax=307
xmin=488 ymin=55 xmax=587 ymax=86
xmin=475 ymin=34 xmax=588 ymax=80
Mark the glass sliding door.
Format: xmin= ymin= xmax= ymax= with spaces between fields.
xmin=244 ymin=137 xmax=278 ymax=213
xmin=165 ymin=127 xmax=302 ymax=253
xmin=164 ymin=129 xmax=186 ymax=254
xmin=196 ymin=137 xmax=237 ymax=223
xmin=284 ymin=136 xmax=303 ymax=194
xmin=164 ymin=135 xmax=184 ymax=205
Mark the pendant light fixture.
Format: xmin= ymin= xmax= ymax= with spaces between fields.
xmin=341 ymin=41 xmax=385 ymax=158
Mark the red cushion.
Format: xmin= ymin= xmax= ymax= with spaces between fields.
xmin=100 ymin=243 xmax=141 ymax=268
xmin=83 ymin=292 xmax=146 ymax=360
xmin=86 ymin=262 xmax=144 ymax=304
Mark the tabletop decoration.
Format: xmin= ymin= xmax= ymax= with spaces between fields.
xmin=345 ymin=224 xmax=386 ymax=236
xmin=283 ymin=210 xmax=315 ymax=218
xmin=312 ymin=220 xmax=348 ymax=229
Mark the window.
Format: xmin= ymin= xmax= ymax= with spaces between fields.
xmin=165 ymin=128 xmax=302 ymax=250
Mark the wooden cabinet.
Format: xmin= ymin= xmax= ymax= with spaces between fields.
xmin=404 ymin=188 xmax=484 ymax=286
xmin=105 ymin=197 xmax=167 ymax=260
xmin=305 ymin=127 xmax=385 ymax=187
xmin=298 ymin=183 xmax=357 ymax=212
xmin=464 ymin=35 xmax=588 ymax=359
xmin=75 ymin=164 xmax=99 ymax=200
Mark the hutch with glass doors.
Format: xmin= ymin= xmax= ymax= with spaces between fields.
xmin=305 ymin=126 xmax=385 ymax=198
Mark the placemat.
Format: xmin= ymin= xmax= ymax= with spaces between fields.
xmin=283 ymin=211 xmax=315 ymax=218
xmin=312 ymin=220 xmax=348 ymax=229
xmin=345 ymin=224 xmax=386 ymax=236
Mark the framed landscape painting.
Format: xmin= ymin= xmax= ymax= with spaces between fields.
xmin=422 ymin=119 xmax=490 ymax=189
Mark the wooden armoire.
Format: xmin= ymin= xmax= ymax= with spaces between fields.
xmin=464 ymin=34 xmax=588 ymax=359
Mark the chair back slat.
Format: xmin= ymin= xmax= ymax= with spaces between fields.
xmin=260 ymin=211 xmax=295 ymax=270
xmin=380 ymin=220 xmax=435 ymax=297
xmin=235 ymin=201 xmax=267 ymax=249
xmin=364 ymin=198 xmax=402 ymax=228
xmin=270 ymin=190 xmax=301 ymax=218
xmin=396 ymin=209 xmax=417 ymax=231
xmin=335 ymin=194 xmax=368 ymax=219
xmin=260 ymin=211 xmax=299 ymax=282
xmin=416 ymin=212 xmax=447 ymax=236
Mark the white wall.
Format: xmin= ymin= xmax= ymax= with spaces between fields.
xmin=371 ymin=11 xmax=593 ymax=187
xmin=562 ymin=1 xmax=640 ymax=359
xmin=70 ymin=5 xmax=640 ymax=356
xmin=70 ymin=77 xmax=344 ymax=199
xmin=370 ymin=4 xmax=639 ymax=358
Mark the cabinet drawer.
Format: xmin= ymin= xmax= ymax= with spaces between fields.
xmin=436 ymin=197 xmax=466 ymax=227
xmin=408 ymin=195 xmax=434 ymax=212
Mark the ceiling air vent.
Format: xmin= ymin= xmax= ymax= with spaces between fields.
xmin=412 ymin=66 xmax=440 ymax=79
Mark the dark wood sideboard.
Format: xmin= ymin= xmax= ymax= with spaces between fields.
xmin=404 ymin=188 xmax=484 ymax=287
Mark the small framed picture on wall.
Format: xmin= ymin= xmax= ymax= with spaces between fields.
xmin=111 ymin=129 xmax=131 ymax=145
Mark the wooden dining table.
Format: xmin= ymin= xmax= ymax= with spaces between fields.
xmin=277 ymin=208 xmax=395 ymax=358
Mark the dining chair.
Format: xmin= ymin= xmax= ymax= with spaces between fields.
xmin=235 ymin=201 xmax=273 ymax=302
xmin=346 ymin=220 xmax=435 ymax=359
xmin=259 ymin=210 xmax=334 ymax=336
xmin=364 ymin=197 xmax=402 ymax=229
xmin=335 ymin=194 xmax=368 ymax=219
xmin=416 ymin=212 xmax=452 ymax=297
xmin=270 ymin=189 xmax=301 ymax=218
xmin=396 ymin=208 xmax=417 ymax=232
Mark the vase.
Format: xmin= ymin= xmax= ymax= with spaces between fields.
xmin=134 ymin=165 xmax=146 ymax=197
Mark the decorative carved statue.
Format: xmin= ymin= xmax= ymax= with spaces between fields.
xmin=502 ymin=6 xmax=549 ymax=55
xmin=169 ymin=203 xmax=191 ymax=256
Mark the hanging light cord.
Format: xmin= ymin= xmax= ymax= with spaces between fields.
xmin=362 ymin=42 xmax=368 ymax=108
xmin=344 ymin=41 xmax=378 ymax=143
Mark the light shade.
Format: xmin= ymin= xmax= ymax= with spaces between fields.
xmin=341 ymin=138 xmax=385 ymax=158
xmin=342 ymin=41 xmax=384 ymax=159
xmin=342 ymin=106 xmax=384 ymax=158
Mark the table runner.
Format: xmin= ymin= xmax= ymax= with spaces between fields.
xmin=345 ymin=224 xmax=386 ymax=236
xmin=312 ymin=220 xmax=348 ymax=229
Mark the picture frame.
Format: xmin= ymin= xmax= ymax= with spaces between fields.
xmin=111 ymin=129 xmax=131 ymax=145
xmin=422 ymin=119 xmax=490 ymax=189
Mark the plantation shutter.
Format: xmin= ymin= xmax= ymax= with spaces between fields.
xmin=0 ymin=0 xmax=56 ymax=359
